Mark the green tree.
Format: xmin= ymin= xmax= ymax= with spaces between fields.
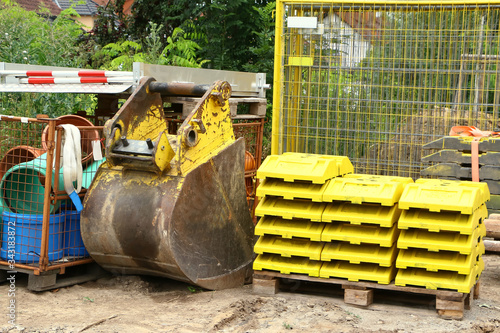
xmin=193 ymin=0 xmax=272 ymax=71
xmin=120 ymin=0 xmax=274 ymax=71
xmin=129 ymin=0 xmax=200 ymax=41
xmin=94 ymin=21 xmax=209 ymax=71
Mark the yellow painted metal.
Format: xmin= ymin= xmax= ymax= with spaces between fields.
xmin=396 ymin=242 xmax=485 ymax=275
xmin=399 ymin=183 xmax=484 ymax=214
xmin=415 ymin=179 xmax=491 ymax=205
xmin=395 ymin=258 xmax=484 ymax=293
xmin=254 ymin=235 xmax=324 ymax=260
xmin=277 ymin=1 xmax=498 ymax=4
xmin=256 ymin=178 xmax=329 ymax=201
xmin=320 ymin=261 xmax=397 ymax=284
xmin=321 ymin=222 xmax=399 ymax=247
xmin=255 ymin=216 xmax=325 ymax=242
xmin=289 ymin=57 xmax=314 ymax=66
xmin=398 ymin=224 xmax=486 ymax=255
xmin=323 ymin=174 xmax=413 ymax=206
xmin=175 ymin=88 xmax=235 ymax=175
xmin=398 ymin=204 xmax=488 ymax=234
xmin=270 ymin=0 xmax=283 ymax=155
xmin=321 ymin=243 xmax=398 ymax=267
xmin=105 ymin=79 xmax=235 ymax=175
xmin=126 ymin=103 xmax=165 ymax=142
xmin=256 ymin=153 xmax=353 ymax=184
xmin=255 ymin=197 xmax=327 ymax=221
xmin=322 ymin=201 xmax=401 ymax=227
xmin=253 ymin=253 xmax=322 ymax=277
xmin=154 ymin=132 xmax=176 ymax=172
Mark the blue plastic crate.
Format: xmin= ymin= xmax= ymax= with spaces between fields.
xmin=0 ymin=211 xmax=64 ymax=263
xmin=62 ymin=209 xmax=89 ymax=257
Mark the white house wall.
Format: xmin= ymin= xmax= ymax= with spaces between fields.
xmin=325 ymin=13 xmax=372 ymax=67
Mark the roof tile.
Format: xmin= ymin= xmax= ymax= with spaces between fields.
xmin=14 ymin=0 xmax=62 ymax=16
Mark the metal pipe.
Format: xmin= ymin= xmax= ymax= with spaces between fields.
xmin=148 ymin=82 xmax=210 ymax=96
xmin=39 ymin=118 xmax=57 ymax=272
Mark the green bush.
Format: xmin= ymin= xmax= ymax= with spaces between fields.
xmin=0 ymin=1 xmax=94 ymax=118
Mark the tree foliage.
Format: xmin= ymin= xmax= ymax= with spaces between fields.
xmin=0 ymin=0 xmax=277 ymax=118
xmin=87 ymin=0 xmax=275 ymax=72
xmin=0 ymin=2 xmax=83 ymax=66
xmin=0 ymin=1 xmax=94 ymax=117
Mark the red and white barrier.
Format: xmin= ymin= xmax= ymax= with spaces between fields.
xmin=0 ymin=70 xmax=133 ymax=77
xmin=19 ymin=77 xmax=134 ymax=84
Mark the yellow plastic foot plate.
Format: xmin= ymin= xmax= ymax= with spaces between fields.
xmin=320 ymin=261 xmax=397 ymax=284
xmin=323 ymin=174 xmax=413 ymax=206
xmin=399 ymin=182 xmax=486 ymax=214
xmin=255 ymin=197 xmax=327 ymax=221
xmin=395 ymin=258 xmax=484 ymax=293
xmin=398 ymin=204 xmax=488 ymax=234
xmin=255 ymin=216 xmax=325 ymax=242
xmin=254 ymin=235 xmax=325 ymax=260
xmin=321 ymin=242 xmax=398 ymax=267
xmin=416 ymin=178 xmax=490 ymax=204
xmin=322 ymin=201 xmax=401 ymax=227
xmin=257 ymin=153 xmax=353 ymax=184
xmin=396 ymin=242 xmax=485 ymax=275
xmin=253 ymin=253 xmax=323 ymax=277
xmin=397 ymin=224 xmax=486 ymax=255
xmin=256 ymin=178 xmax=329 ymax=202
xmin=321 ymin=222 xmax=399 ymax=247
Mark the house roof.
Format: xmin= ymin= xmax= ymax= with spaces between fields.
xmin=14 ymin=0 xmax=62 ymax=16
xmin=93 ymin=0 xmax=134 ymax=15
xmin=56 ymin=0 xmax=98 ymax=16
xmin=335 ymin=12 xmax=383 ymax=42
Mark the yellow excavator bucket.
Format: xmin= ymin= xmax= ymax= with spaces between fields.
xmin=80 ymin=78 xmax=254 ymax=290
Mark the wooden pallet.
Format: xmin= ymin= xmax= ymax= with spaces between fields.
xmin=0 ymin=263 xmax=108 ymax=292
xmin=253 ymin=271 xmax=480 ymax=320
xmin=485 ymin=214 xmax=500 ymax=252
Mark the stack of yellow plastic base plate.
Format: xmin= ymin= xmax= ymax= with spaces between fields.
xmin=253 ymin=153 xmax=353 ymax=277
xmin=253 ymin=153 xmax=413 ymax=284
xmin=395 ymin=179 xmax=489 ymax=293
xmin=319 ymin=174 xmax=413 ymax=284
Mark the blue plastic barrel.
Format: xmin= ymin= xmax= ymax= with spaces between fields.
xmin=62 ymin=209 xmax=89 ymax=257
xmin=0 ymin=211 xmax=64 ymax=263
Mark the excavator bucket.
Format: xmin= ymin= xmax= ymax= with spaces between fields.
xmin=80 ymin=77 xmax=254 ymax=290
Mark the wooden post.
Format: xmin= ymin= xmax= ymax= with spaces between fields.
xmin=436 ymin=294 xmax=466 ymax=320
xmin=343 ymin=285 xmax=374 ymax=307
xmin=485 ymin=218 xmax=500 ymax=239
xmin=253 ymin=275 xmax=279 ymax=295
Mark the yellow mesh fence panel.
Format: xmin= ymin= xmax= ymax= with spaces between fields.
xmin=272 ymin=1 xmax=500 ymax=178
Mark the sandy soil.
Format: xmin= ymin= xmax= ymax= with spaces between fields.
xmin=0 ymin=254 xmax=499 ymax=333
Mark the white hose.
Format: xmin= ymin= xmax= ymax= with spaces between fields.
xmin=60 ymin=124 xmax=83 ymax=211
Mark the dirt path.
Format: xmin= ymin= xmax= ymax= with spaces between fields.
xmin=0 ymin=254 xmax=499 ymax=333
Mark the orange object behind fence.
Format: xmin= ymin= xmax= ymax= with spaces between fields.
xmin=449 ymin=126 xmax=500 ymax=182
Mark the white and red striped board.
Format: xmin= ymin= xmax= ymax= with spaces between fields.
xmin=19 ymin=77 xmax=134 ymax=84
xmin=0 ymin=70 xmax=133 ymax=77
